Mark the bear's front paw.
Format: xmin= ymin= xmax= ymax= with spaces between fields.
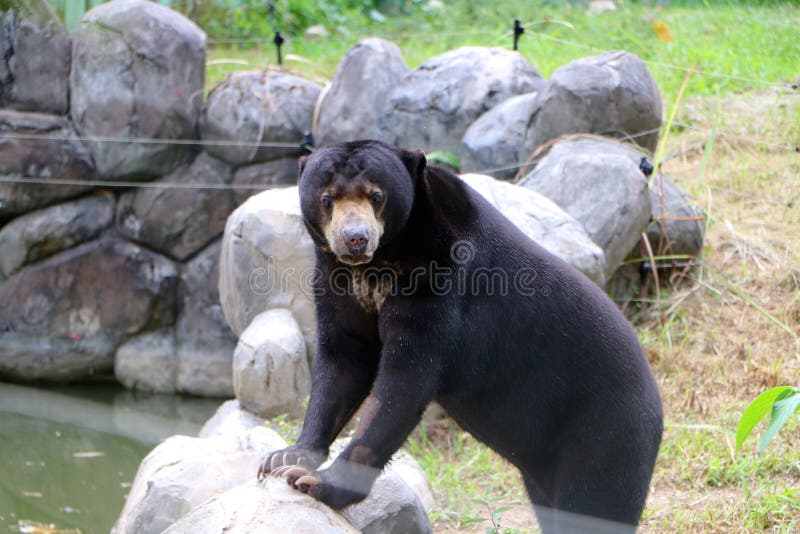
xmin=256 ymin=446 xmax=325 ymax=481
xmin=270 ymin=465 xmax=368 ymax=510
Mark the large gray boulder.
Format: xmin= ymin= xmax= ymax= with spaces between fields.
xmin=163 ymin=480 xmax=360 ymax=534
xmin=200 ymin=402 xmax=435 ymax=519
xmin=0 ymin=110 xmax=97 ymax=220
xmin=518 ymin=136 xmax=651 ymax=280
xmin=0 ymin=194 xmax=113 ymax=278
xmin=344 ymin=473 xmax=431 ymax=534
xmin=316 ymin=38 xmax=408 ymax=146
xmin=166 ymin=471 xmax=433 ymax=534
xmin=112 ymin=427 xmax=287 ymax=534
xmin=70 ymin=0 xmax=206 ymax=179
xmin=200 ymin=401 xmax=435 ymax=519
xmin=233 ymin=309 xmax=310 ymax=418
xmin=113 ymin=241 xmax=237 ymax=397
xmin=461 ymin=92 xmax=539 ymax=179
xmin=116 ymin=400 xmax=432 ymax=534
xmin=320 ymin=440 xmax=432 ymax=533
xmin=647 ymin=174 xmax=706 ymax=258
xmin=198 ymin=399 xmax=265 ymax=439
xmin=219 ymin=187 xmax=317 ymax=355
xmin=201 ymin=71 xmax=321 ymax=166
xmin=378 ymin=47 xmax=543 ymax=154
xmin=0 ymin=5 xmax=71 ymax=114
xmin=322 ymin=439 xmax=431 ymax=534
xmin=387 ymin=452 xmax=435 ymax=512
xmin=176 ymin=239 xmax=238 ymax=397
xmin=232 ymin=157 xmax=299 ymax=204
xmin=0 ymin=238 xmax=178 ymax=381
xmin=460 ymin=174 xmax=607 ymax=285
xmin=114 ymin=329 xmax=177 ymax=394
xmin=116 ymin=152 xmax=234 ymax=261
xmin=521 ymin=51 xmax=662 ymax=159
xmin=608 ymin=175 xmax=706 ymax=302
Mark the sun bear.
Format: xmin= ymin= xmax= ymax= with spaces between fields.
xmin=258 ymin=140 xmax=663 ymax=533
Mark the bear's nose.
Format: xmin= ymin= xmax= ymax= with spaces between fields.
xmin=342 ymin=225 xmax=369 ymax=255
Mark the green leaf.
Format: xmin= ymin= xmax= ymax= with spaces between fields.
xmin=459 ymin=516 xmax=487 ymax=526
xmin=426 ymin=150 xmax=461 ymax=171
xmin=757 ymin=389 xmax=800 ymax=453
xmin=736 ymin=386 xmax=795 ymax=452
xmin=490 ymin=505 xmax=514 ymax=527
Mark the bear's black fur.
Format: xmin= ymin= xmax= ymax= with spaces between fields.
xmin=259 ymin=140 xmax=663 ymax=532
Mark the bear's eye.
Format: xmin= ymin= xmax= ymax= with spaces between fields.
xmin=321 ymin=195 xmax=334 ymax=210
xmin=369 ymin=191 xmax=384 ymax=205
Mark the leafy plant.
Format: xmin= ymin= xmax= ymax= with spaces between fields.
xmin=736 ymin=386 xmax=800 ymax=454
xmin=460 ymin=494 xmax=518 ymax=533
xmin=425 ymin=150 xmax=461 ymax=172
xmin=188 ymin=0 xmax=386 ymax=42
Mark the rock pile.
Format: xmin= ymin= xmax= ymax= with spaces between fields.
xmin=112 ymin=400 xmax=434 ymax=534
xmin=0 ymin=0 xmax=705 ymax=400
xmin=0 ymin=0 xmax=315 ymax=393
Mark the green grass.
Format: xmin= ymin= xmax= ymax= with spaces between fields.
xmin=405 ymin=420 xmax=526 ymax=527
xmin=659 ymin=415 xmax=800 ymax=488
xmin=206 ymin=1 xmax=800 ymax=99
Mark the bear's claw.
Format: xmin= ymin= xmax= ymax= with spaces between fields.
xmin=295 ymin=474 xmax=320 ymax=494
xmin=268 ymin=464 xmax=320 ymax=496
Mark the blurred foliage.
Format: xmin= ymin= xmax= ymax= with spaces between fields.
xmin=179 ymin=0 xmax=413 ymax=41
xmin=178 ymin=0 xmax=800 ymax=41
xmin=1 ymin=0 xmax=60 ymax=24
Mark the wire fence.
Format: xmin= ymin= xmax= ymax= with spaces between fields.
xmin=201 ymin=16 xmax=799 ymax=151
xmin=205 ymin=17 xmax=797 ymax=91
xmin=46 ymin=0 xmax=800 ymax=92
xmin=1 ymin=10 xmax=797 ymax=193
xmin=48 ymin=3 xmax=800 ymax=89
xmin=1 ymin=132 xmax=301 ymax=150
xmin=0 ymin=117 xmax=795 ymax=193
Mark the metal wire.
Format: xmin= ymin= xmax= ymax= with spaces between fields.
xmin=0 ymin=175 xmax=281 ymax=191
xmin=0 ymin=121 xmax=794 ymax=191
xmin=207 ymin=28 xmax=497 ymax=46
xmin=517 ymin=27 xmax=784 ymax=88
xmin=0 ymin=132 xmax=302 ymax=150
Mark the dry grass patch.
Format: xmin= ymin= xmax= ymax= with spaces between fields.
xmin=637 ymin=88 xmax=800 ymax=533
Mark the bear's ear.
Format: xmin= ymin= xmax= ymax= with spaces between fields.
xmin=297 ymin=155 xmax=309 ymax=183
xmin=399 ymin=149 xmax=427 ymax=182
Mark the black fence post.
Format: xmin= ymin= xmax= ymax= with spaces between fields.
xmin=513 ymin=19 xmax=524 ymax=51
xmin=273 ymin=31 xmax=285 ymax=65
xmin=300 ymin=131 xmax=314 ymax=154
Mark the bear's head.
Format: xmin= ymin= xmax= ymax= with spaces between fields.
xmin=298 ymin=140 xmax=426 ymax=265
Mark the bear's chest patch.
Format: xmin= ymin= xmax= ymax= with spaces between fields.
xmin=350 ymin=266 xmax=397 ymax=313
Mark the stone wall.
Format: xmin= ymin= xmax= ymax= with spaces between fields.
xmin=0 ymin=0 xmax=312 ymax=396
xmin=0 ymin=0 xmax=703 ymax=398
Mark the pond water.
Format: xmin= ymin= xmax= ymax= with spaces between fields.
xmin=0 ymin=381 xmax=223 ymax=534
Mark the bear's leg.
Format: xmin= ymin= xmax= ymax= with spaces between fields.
xmin=276 ymin=314 xmax=442 ymax=508
xmin=289 ymin=364 xmax=437 ymax=509
xmin=545 ymin=419 xmax=659 ymax=533
xmin=523 ymin=473 xmax=557 ymax=534
xmin=258 ymin=324 xmax=379 ymax=479
xmin=294 ymin=340 xmax=378 ymax=452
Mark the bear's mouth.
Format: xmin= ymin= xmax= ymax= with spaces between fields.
xmin=337 ymin=252 xmax=374 ymax=265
